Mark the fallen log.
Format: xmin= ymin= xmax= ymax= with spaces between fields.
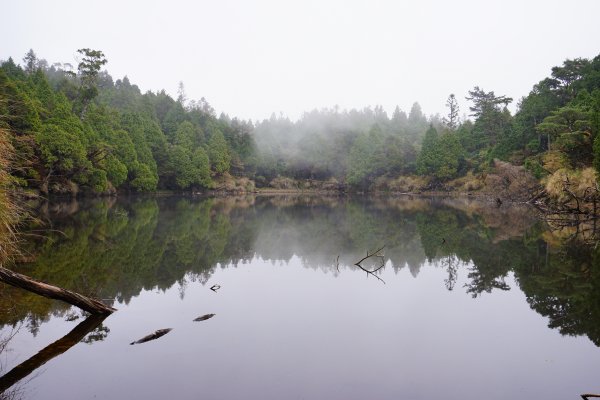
xmin=0 ymin=314 xmax=107 ymax=393
xmin=0 ymin=266 xmax=115 ymax=314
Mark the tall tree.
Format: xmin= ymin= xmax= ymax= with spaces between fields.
xmin=22 ymin=49 xmax=39 ymax=75
xmin=77 ymin=48 xmax=107 ymax=113
xmin=177 ymin=81 xmax=187 ymax=107
xmin=466 ymin=87 xmax=513 ymax=148
xmin=443 ymin=94 xmax=460 ymax=130
xmin=466 ymin=86 xmax=512 ymax=118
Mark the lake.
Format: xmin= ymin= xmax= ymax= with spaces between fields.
xmin=1 ymin=195 xmax=599 ymax=400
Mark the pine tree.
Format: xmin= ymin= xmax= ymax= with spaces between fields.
xmin=443 ymin=94 xmax=460 ymax=130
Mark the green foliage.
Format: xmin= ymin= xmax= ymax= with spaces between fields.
xmin=131 ymin=163 xmax=158 ymax=191
xmin=416 ymin=125 xmax=440 ymax=176
xmin=102 ymin=155 xmax=128 ymax=187
xmin=465 ymin=87 xmax=513 ymax=151
xmin=192 ymin=147 xmax=212 ymax=188
xmin=167 ymin=145 xmax=196 ymax=189
xmin=77 ymin=48 xmax=107 ymax=107
xmin=88 ymin=168 xmax=109 ymax=192
xmin=3 ymin=49 xmax=600 ymax=193
xmin=0 ymin=49 xmax=247 ymax=194
xmin=208 ymin=130 xmax=231 ymax=174
xmin=417 ymin=126 xmax=464 ymax=181
xmin=347 ymin=128 xmax=382 ymax=187
xmin=174 ymin=121 xmax=196 ymax=149
xmin=253 ymin=105 xmax=427 ymax=183
xmin=524 ymin=157 xmax=546 ymax=179
xmin=436 ymin=132 xmax=464 ymax=180
xmin=537 ymin=106 xmax=593 ymax=167
xmin=35 ymin=123 xmax=88 ymax=172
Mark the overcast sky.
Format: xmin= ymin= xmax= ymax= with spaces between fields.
xmin=2 ymin=0 xmax=600 ymax=122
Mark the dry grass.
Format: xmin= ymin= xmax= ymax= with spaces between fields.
xmin=212 ymin=173 xmax=256 ymax=193
xmin=377 ymin=175 xmax=430 ymax=193
xmin=0 ymin=128 xmax=21 ymax=263
xmin=268 ymin=176 xmax=298 ymax=190
xmin=446 ymin=171 xmax=484 ymax=192
xmin=542 ymin=150 xmax=570 ymax=173
xmin=545 ymin=167 xmax=599 ymax=203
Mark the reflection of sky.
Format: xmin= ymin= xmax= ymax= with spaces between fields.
xmin=3 ymin=257 xmax=600 ymax=399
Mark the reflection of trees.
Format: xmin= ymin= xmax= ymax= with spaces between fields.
xmin=514 ymin=239 xmax=600 ymax=346
xmin=441 ymin=255 xmax=459 ymax=291
xmin=3 ymin=195 xmax=600 ymax=346
xmin=0 ymin=197 xmax=255 ymax=329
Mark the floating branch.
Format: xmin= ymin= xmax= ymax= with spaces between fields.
xmin=210 ymin=284 xmax=221 ymax=292
xmin=130 ymin=328 xmax=172 ymax=345
xmin=193 ymin=313 xmax=215 ymax=322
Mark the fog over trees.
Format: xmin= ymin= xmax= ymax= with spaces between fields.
xmin=1 ymin=49 xmax=600 ymax=195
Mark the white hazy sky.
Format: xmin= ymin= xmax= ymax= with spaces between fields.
xmin=2 ymin=0 xmax=600 ymax=122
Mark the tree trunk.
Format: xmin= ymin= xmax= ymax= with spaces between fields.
xmin=0 ymin=266 xmax=115 ymax=314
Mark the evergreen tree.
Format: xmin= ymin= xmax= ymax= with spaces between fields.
xmin=443 ymin=94 xmax=460 ymax=130
xmin=23 ymin=49 xmax=39 ymax=75
xmin=77 ymin=48 xmax=107 ymax=112
xmin=416 ymin=125 xmax=440 ymax=177
xmin=208 ymin=130 xmax=231 ymax=174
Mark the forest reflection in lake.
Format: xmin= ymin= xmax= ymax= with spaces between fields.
xmin=1 ymin=195 xmax=600 ymax=400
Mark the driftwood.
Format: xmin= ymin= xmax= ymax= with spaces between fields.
xmin=210 ymin=284 xmax=221 ymax=292
xmin=130 ymin=328 xmax=172 ymax=345
xmin=0 ymin=314 xmax=107 ymax=393
xmin=581 ymin=395 xmax=600 ymax=400
xmin=193 ymin=313 xmax=215 ymax=322
xmin=0 ymin=266 xmax=115 ymax=315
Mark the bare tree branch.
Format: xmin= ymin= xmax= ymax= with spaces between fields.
xmin=354 ymin=246 xmax=386 ymax=284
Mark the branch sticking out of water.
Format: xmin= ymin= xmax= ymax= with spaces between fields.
xmin=354 ymin=246 xmax=386 ymax=284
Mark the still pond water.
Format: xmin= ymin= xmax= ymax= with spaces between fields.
xmin=1 ymin=195 xmax=600 ymax=400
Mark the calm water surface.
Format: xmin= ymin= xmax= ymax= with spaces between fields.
xmin=1 ymin=195 xmax=599 ymax=399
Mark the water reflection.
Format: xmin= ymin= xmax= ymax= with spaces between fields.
xmin=1 ymin=194 xmax=600 ymax=350
xmin=0 ymin=315 xmax=106 ymax=394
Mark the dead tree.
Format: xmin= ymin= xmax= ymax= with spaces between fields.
xmin=0 ymin=266 xmax=115 ymax=314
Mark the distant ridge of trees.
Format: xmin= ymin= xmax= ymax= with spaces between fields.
xmin=1 ymin=49 xmax=600 ymax=195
